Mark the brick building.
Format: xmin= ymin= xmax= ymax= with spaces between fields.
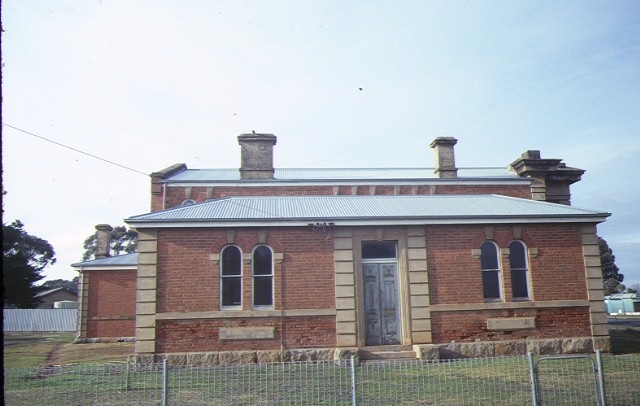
xmin=77 ymin=134 xmax=611 ymax=360
xmin=73 ymin=228 xmax=137 ymax=341
xmin=35 ymin=287 xmax=78 ymax=309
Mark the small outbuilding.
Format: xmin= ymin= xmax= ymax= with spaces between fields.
xmin=72 ymin=248 xmax=138 ymax=342
xmin=35 ymin=287 xmax=77 ymax=309
xmin=605 ymin=293 xmax=640 ymax=315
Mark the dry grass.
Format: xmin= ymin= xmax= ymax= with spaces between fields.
xmin=3 ymin=332 xmax=134 ymax=368
xmin=3 ymin=333 xmax=75 ymax=368
xmin=61 ymin=341 xmax=134 ymax=364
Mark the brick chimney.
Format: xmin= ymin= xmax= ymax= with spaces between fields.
xmin=238 ymin=133 xmax=277 ymax=180
xmin=510 ymin=150 xmax=585 ymax=205
xmin=95 ymin=224 xmax=113 ymax=259
xmin=430 ymin=137 xmax=458 ymax=178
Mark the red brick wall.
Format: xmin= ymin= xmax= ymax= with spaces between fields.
xmin=156 ymin=228 xmax=335 ymax=313
xmin=434 ymin=185 xmax=531 ymax=198
xmin=154 ymin=227 xmax=336 ymax=351
xmin=426 ymin=224 xmax=587 ymax=305
xmin=156 ymin=316 xmax=336 ymax=352
xmin=86 ymin=270 xmax=136 ymax=338
xmin=154 ymin=184 xmax=533 ymax=211
xmin=524 ymin=225 xmax=587 ymax=301
xmin=431 ymin=307 xmax=591 ymax=343
xmin=88 ymin=319 xmax=136 ymax=339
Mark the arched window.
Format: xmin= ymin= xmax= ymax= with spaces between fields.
xmin=181 ymin=199 xmax=196 ymax=206
xmin=252 ymin=246 xmax=273 ymax=308
xmin=220 ymin=246 xmax=242 ymax=308
xmin=509 ymin=241 xmax=530 ymax=299
xmin=480 ymin=241 xmax=502 ymax=301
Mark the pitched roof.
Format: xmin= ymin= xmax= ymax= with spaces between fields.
xmin=35 ymin=287 xmax=76 ymax=297
xmin=606 ymin=293 xmax=640 ymax=300
xmin=71 ymin=253 xmax=138 ymax=269
xmin=161 ymin=167 xmax=526 ymax=184
xmin=126 ymin=194 xmax=609 ymax=228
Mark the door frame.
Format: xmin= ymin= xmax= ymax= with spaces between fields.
xmin=353 ymin=228 xmax=411 ymax=347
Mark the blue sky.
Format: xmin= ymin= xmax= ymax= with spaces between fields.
xmin=3 ymin=1 xmax=639 ymax=286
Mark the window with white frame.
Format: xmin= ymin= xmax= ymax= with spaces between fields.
xmin=480 ymin=241 xmax=502 ymax=301
xmin=509 ymin=240 xmax=530 ymax=299
xmin=220 ymin=245 xmax=242 ymax=308
xmin=252 ymin=245 xmax=273 ymax=308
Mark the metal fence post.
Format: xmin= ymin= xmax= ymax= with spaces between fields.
xmin=596 ymin=350 xmax=607 ymax=406
xmin=125 ymin=355 xmax=131 ymax=391
xmin=350 ymin=355 xmax=357 ymax=406
xmin=527 ymin=352 xmax=539 ymax=406
xmin=162 ymin=358 xmax=168 ymax=406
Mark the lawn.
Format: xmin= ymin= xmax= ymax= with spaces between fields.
xmin=3 ymin=332 xmax=134 ymax=368
xmin=3 ymin=329 xmax=639 ymax=405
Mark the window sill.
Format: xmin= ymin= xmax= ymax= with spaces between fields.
xmin=220 ymin=307 xmax=242 ymax=311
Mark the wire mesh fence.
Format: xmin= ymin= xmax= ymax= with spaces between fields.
xmin=4 ymin=352 xmax=640 ymax=405
xmin=356 ymin=356 xmax=533 ymax=405
xmin=532 ymin=355 xmax=602 ymax=405
xmin=601 ymin=353 xmax=640 ymax=406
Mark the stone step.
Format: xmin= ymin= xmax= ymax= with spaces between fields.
xmin=362 ymin=345 xmax=413 ymax=352
xmin=359 ymin=346 xmax=417 ymax=361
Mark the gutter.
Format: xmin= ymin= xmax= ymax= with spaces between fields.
xmin=125 ymin=214 xmax=610 ymax=229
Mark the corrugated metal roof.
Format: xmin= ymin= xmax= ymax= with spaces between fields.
xmin=126 ymin=195 xmax=609 ymax=225
xmin=606 ymin=293 xmax=640 ymax=300
xmin=3 ymin=309 xmax=77 ymax=332
xmin=164 ymin=167 xmax=520 ymax=183
xmin=36 ymin=287 xmax=75 ymax=297
xmin=71 ymin=253 xmax=138 ymax=268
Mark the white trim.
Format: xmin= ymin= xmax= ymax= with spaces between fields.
xmin=251 ymin=245 xmax=274 ymax=310
xmin=480 ymin=241 xmax=503 ymax=301
xmin=509 ymin=240 xmax=531 ymax=300
xmin=220 ymin=245 xmax=243 ymax=310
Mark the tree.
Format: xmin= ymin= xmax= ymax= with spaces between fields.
xmin=3 ymin=220 xmax=56 ymax=308
xmin=42 ymin=277 xmax=79 ymax=294
xmin=82 ymin=225 xmax=137 ymax=261
xmin=626 ymin=283 xmax=640 ymax=294
xmin=600 ymin=237 xmax=624 ymax=296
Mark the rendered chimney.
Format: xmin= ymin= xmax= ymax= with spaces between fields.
xmin=238 ymin=133 xmax=277 ymax=180
xmin=510 ymin=150 xmax=585 ymax=205
xmin=95 ymin=224 xmax=113 ymax=259
xmin=430 ymin=137 xmax=458 ymax=178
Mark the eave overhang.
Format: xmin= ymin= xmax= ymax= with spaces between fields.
xmin=125 ymin=195 xmax=610 ymax=229
xmin=164 ymin=178 xmax=531 ymax=187
xmin=74 ymin=265 xmax=138 ymax=272
xmin=127 ymin=217 xmax=609 ymax=229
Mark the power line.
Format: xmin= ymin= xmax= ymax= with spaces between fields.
xmin=3 ymin=123 xmax=149 ymax=177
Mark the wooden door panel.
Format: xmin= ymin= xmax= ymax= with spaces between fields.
xmin=363 ymin=262 xmax=400 ymax=346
